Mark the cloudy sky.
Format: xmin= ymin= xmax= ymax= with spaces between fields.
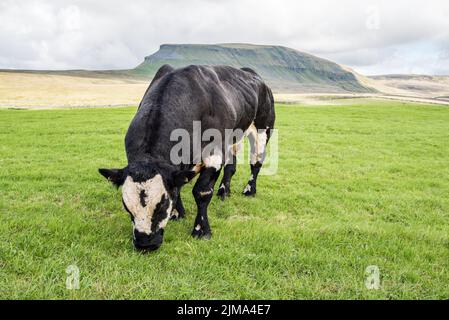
xmin=1 ymin=0 xmax=448 ymax=75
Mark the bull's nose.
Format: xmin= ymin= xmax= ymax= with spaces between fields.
xmin=134 ymin=242 xmax=161 ymax=252
xmin=133 ymin=229 xmax=164 ymax=252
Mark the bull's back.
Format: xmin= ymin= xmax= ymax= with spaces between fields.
xmin=125 ymin=65 xmax=264 ymax=163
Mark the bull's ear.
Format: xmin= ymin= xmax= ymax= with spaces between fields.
xmin=172 ymin=170 xmax=197 ymax=188
xmin=98 ymin=168 xmax=126 ymax=187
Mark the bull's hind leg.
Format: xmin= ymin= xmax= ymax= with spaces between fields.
xmin=192 ymin=156 xmax=222 ymax=239
xmin=217 ymin=138 xmax=244 ymax=200
xmin=217 ymin=141 xmax=242 ymax=200
xmin=243 ymin=124 xmax=270 ymax=197
xmin=217 ymin=155 xmax=236 ymax=201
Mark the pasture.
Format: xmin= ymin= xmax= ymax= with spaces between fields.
xmin=0 ymin=99 xmax=448 ymax=299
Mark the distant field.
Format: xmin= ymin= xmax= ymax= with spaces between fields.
xmin=1 ymin=100 xmax=449 ymax=299
xmin=0 ymin=71 xmax=148 ymax=108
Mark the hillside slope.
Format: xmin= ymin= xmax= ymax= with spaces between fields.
xmin=133 ymin=44 xmax=375 ymax=93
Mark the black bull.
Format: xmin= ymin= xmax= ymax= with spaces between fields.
xmin=99 ymin=64 xmax=275 ymax=251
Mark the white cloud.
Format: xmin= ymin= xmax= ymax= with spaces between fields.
xmin=0 ymin=0 xmax=448 ymax=74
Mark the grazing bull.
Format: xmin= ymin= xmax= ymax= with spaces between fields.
xmin=99 ymin=64 xmax=275 ymax=251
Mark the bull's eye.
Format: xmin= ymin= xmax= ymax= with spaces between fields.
xmin=150 ymin=195 xmax=170 ymax=232
xmin=139 ymin=190 xmax=147 ymax=207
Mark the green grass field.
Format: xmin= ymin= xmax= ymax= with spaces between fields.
xmin=1 ymin=99 xmax=448 ymax=299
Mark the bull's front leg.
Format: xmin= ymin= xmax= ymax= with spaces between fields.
xmin=192 ymin=165 xmax=222 ymax=239
xmin=170 ymin=191 xmax=186 ymax=220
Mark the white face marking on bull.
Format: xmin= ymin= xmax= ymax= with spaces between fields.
xmin=122 ymin=174 xmax=172 ymax=235
xmin=158 ymin=200 xmax=173 ymax=230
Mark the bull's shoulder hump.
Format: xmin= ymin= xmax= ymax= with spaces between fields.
xmin=240 ymin=67 xmax=258 ymax=75
xmin=138 ymin=64 xmax=175 ymax=109
xmin=149 ymin=64 xmax=175 ymax=86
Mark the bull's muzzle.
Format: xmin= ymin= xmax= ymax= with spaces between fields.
xmin=133 ymin=229 xmax=164 ymax=252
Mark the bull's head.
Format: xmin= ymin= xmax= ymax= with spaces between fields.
xmin=99 ymin=162 xmax=195 ymax=251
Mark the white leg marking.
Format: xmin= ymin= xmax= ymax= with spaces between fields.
xmin=199 ymin=189 xmax=213 ymax=197
xmin=256 ymin=130 xmax=268 ymax=161
xmin=245 ymin=122 xmax=258 ymax=138
xmin=203 ymin=154 xmax=222 ymax=170
xmin=231 ymin=142 xmax=242 ymax=156
xmin=192 ymin=163 xmax=203 ymax=173
xmin=171 ymin=208 xmax=179 ymax=218
xmin=246 ymin=123 xmax=268 ymax=164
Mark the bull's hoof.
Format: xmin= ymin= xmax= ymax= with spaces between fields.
xmin=217 ymin=185 xmax=230 ymax=201
xmin=170 ymin=209 xmax=185 ymax=221
xmin=191 ymin=226 xmax=212 ymax=240
xmin=243 ymin=184 xmax=256 ymax=197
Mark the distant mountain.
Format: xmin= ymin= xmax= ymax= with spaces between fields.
xmin=132 ymin=43 xmax=376 ymax=93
